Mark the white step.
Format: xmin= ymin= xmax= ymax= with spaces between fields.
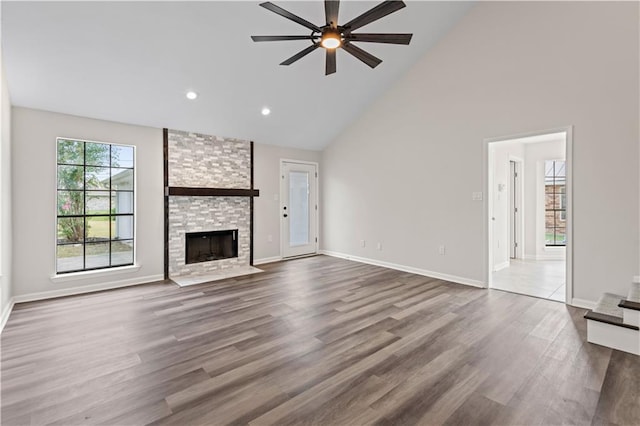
xmin=621 ymin=282 xmax=640 ymax=327
xmin=585 ymin=292 xmax=639 ymax=356
xmin=586 ymin=320 xmax=639 ymax=355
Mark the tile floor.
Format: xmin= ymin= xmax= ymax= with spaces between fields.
xmin=491 ymin=258 xmax=566 ymax=302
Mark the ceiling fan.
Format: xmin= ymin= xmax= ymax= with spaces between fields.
xmin=251 ymin=0 xmax=412 ymax=75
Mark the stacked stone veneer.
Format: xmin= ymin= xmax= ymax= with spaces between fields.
xmin=167 ymin=130 xmax=251 ymax=278
xmin=168 ymin=130 xmax=250 ymax=188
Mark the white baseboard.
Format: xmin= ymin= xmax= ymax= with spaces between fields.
xmin=253 ymin=256 xmax=282 ymax=265
xmin=570 ymin=297 xmax=596 ymax=310
xmin=493 ymin=261 xmax=510 ymax=272
xmin=320 ymin=250 xmax=485 ymax=288
xmin=12 ymin=274 xmax=165 ymax=304
xmin=0 ymin=298 xmax=15 ymax=333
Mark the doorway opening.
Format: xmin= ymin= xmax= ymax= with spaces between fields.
xmin=280 ymin=160 xmax=318 ymax=258
xmin=484 ymin=128 xmax=572 ymax=303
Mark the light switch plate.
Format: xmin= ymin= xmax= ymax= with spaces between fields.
xmin=472 ymin=192 xmax=483 ymax=201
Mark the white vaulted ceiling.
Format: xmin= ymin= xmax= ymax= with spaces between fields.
xmin=2 ymin=1 xmax=473 ymax=149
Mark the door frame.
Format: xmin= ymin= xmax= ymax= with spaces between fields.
xmin=508 ymin=156 xmax=524 ymax=260
xmin=279 ymin=159 xmax=319 ymax=259
xmin=482 ymin=126 xmax=573 ymax=304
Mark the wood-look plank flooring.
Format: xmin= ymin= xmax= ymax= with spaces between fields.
xmin=1 ymin=255 xmax=638 ymax=425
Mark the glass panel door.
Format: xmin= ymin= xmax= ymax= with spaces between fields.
xmin=281 ymin=161 xmax=317 ymax=258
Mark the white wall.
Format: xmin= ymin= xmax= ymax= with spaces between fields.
xmin=11 ymin=108 xmax=164 ymax=299
xmin=1 ymin=51 xmax=13 ymax=322
xmin=254 ymin=143 xmax=321 ymax=263
xmin=321 ymin=1 xmax=639 ymax=304
xmin=523 ymin=140 xmax=566 ymax=260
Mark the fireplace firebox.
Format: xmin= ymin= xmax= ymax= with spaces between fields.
xmin=185 ymin=230 xmax=238 ymax=264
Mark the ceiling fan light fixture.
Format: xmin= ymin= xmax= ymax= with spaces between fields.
xmin=321 ymin=32 xmax=341 ymax=49
xmin=251 ymin=1 xmax=412 ymax=75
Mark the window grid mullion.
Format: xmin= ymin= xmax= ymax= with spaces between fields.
xmin=56 ymin=138 xmax=134 ymax=273
xmin=109 ymin=145 xmax=112 ymax=267
xmin=83 ymin=141 xmax=87 ymax=271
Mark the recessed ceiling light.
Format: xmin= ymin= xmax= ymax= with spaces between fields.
xmin=261 ymin=107 xmax=271 ymax=116
xmin=186 ymin=91 xmax=198 ymax=100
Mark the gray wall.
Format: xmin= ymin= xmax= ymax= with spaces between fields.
xmin=11 ymin=107 xmax=164 ymax=298
xmin=253 ymin=143 xmax=321 ymax=262
xmin=1 ymin=52 xmax=13 ymax=322
xmin=9 ymin=107 xmax=320 ymax=298
xmin=321 ymin=1 xmax=639 ymax=304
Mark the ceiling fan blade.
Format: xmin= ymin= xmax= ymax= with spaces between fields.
xmin=346 ymin=33 xmax=412 ymax=45
xmin=260 ymin=2 xmax=321 ymax=32
xmin=251 ymin=35 xmax=317 ymax=42
xmin=280 ymin=43 xmax=320 ymax=66
xmin=326 ymin=49 xmax=337 ymax=75
xmin=325 ymin=0 xmax=340 ymax=28
xmin=342 ymin=1 xmax=406 ymax=33
xmin=341 ymin=42 xmax=382 ymax=69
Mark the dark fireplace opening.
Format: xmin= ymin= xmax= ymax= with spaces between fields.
xmin=185 ymin=230 xmax=238 ymax=264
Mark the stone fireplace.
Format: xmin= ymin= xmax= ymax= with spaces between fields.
xmin=164 ymin=129 xmax=259 ymax=284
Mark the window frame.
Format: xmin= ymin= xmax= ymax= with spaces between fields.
xmin=544 ymin=159 xmax=566 ymax=247
xmin=55 ymin=137 xmax=136 ymax=274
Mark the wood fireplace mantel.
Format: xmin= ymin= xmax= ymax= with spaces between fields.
xmin=166 ymin=187 xmax=260 ymax=197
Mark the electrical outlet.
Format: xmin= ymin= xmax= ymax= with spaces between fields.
xmin=360 ymin=240 xmax=366 ymax=248
xmin=377 ymin=242 xmax=382 ymax=251
xmin=267 ymin=235 xmax=273 ymax=243
xmin=438 ymin=245 xmax=446 ymax=255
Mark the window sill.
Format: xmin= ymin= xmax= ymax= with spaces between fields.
xmin=50 ymin=264 xmax=141 ymax=283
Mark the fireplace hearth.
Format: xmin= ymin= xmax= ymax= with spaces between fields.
xmin=185 ymin=230 xmax=238 ymax=264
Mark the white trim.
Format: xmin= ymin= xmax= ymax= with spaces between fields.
xmin=320 ymin=250 xmax=485 ymax=288
xmin=15 ymin=274 xmax=164 ymax=303
xmin=0 ymin=298 xmax=15 ymax=333
xmin=570 ymin=298 xmax=596 ymax=310
xmin=483 ymin=126 xmax=573 ymax=303
xmin=50 ymin=264 xmax=141 ymax=283
xmin=493 ymin=261 xmax=510 ymax=272
xmin=253 ymin=256 xmax=282 ymax=265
